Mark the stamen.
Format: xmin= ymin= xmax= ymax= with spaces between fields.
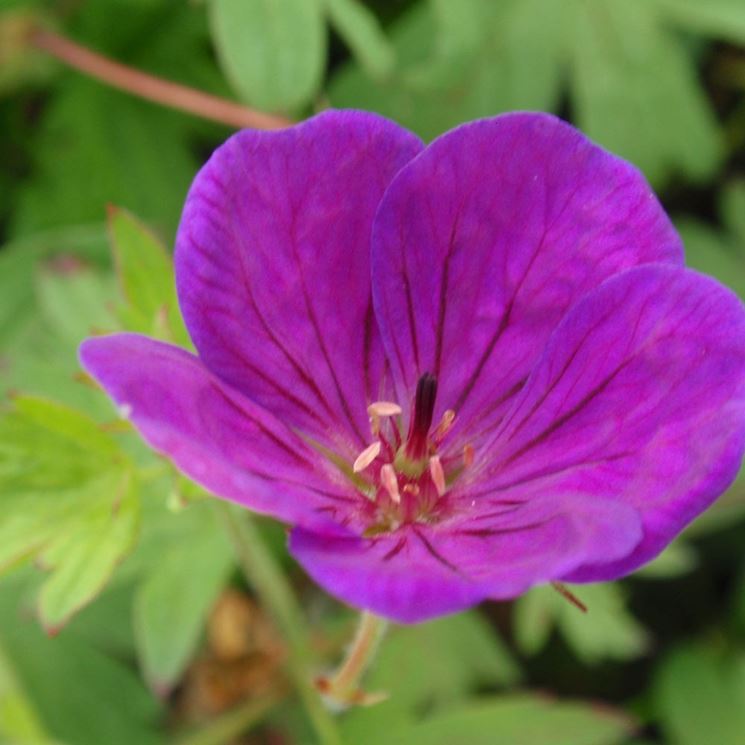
xmin=353 ymin=441 xmax=381 ymax=473
xmin=403 ymin=483 xmax=420 ymax=496
xmin=463 ymin=444 xmax=475 ymax=467
xmin=550 ymin=582 xmax=588 ymax=613
xmin=429 ymin=455 xmax=446 ymax=497
xmin=433 ymin=409 xmax=456 ymax=441
xmin=367 ymin=401 xmax=402 ymax=436
xmin=367 ymin=401 xmax=403 ymax=418
xmin=380 ymin=464 xmax=400 ymax=503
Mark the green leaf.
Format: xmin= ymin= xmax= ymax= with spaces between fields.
xmin=108 ymin=206 xmax=189 ymax=345
xmin=0 ymin=639 xmax=56 ymax=745
xmin=355 ymin=695 xmax=633 ymax=745
xmin=323 ymin=0 xmax=394 ymax=80
xmin=209 ymin=0 xmax=326 ymax=112
xmin=0 ymin=224 xmax=108 ymax=348
xmin=514 ymin=583 xmax=650 ymax=663
xmin=0 ymin=395 xmax=123 ymax=489
xmin=0 ymin=574 xmax=163 ymax=745
xmin=570 ymin=0 xmax=722 ymax=185
xmin=330 ymin=0 xmax=563 ymax=141
xmin=342 ymin=611 xmax=521 ymax=739
xmin=657 ymin=0 xmax=745 ymax=46
xmin=133 ymin=502 xmax=233 ymax=692
xmin=0 ymin=247 xmax=118 ymax=412
xmin=12 ymin=77 xmax=197 ymax=239
xmin=36 ymin=264 xmax=118 ymax=352
xmin=0 ymin=396 xmax=139 ymax=629
xmin=655 ymin=644 xmax=745 ymax=745
xmin=38 ymin=470 xmax=140 ymax=630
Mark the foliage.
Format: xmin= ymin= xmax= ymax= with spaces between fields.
xmin=1 ymin=0 xmax=745 ymax=742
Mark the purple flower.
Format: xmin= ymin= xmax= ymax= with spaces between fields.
xmin=81 ymin=111 xmax=745 ymax=623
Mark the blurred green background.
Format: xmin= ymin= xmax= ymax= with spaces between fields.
xmin=1 ymin=1 xmax=745 ymax=744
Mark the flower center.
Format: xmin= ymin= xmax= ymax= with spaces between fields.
xmin=351 ymin=373 xmax=470 ymax=535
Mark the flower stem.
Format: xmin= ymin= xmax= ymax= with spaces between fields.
xmin=215 ymin=503 xmax=341 ymax=745
xmin=317 ymin=612 xmax=388 ymax=707
xmin=29 ymin=27 xmax=291 ymax=131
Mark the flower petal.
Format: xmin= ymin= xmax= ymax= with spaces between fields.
xmin=475 ymin=265 xmax=745 ymax=580
xmin=176 ymin=110 xmax=422 ymax=454
xmin=288 ymin=525 xmax=484 ymax=623
xmin=372 ymin=112 xmax=682 ymax=445
xmin=80 ymin=333 xmax=356 ymax=529
xmin=289 ymin=492 xmax=641 ymax=623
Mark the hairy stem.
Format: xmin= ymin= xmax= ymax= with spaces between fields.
xmin=327 ymin=612 xmax=387 ymax=697
xmin=216 ymin=503 xmax=342 ymax=745
xmin=30 ymin=28 xmax=291 ymax=130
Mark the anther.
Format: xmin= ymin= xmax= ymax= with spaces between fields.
xmin=380 ymin=464 xmax=401 ymax=503
xmin=368 ymin=401 xmax=403 ymax=418
xmin=367 ymin=401 xmax=403 ymax=436
xmin=463 ymin=444 xmax=475 ymax=468
xmin=353 ymin=441 xmax=381 ymax=473
xmin=433 ymin=409 xmax=456 ymax=441
xmin=403 ymin=483 xmax=420 ymax=496
xmin=429 ymin=455 xmax=446 ymax=497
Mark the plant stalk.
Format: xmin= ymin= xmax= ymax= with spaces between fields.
xmin=216 ymin=503 xmax=342 ymax=745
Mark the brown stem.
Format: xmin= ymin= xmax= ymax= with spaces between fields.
xmin=30 ymin=27 xmax=292 ymax=130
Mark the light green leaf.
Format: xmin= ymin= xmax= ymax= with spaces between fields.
xmin=570 ymin=0 xmax=721 ymax=185
xmin=514 ymin=583 xmax=650 ymax=663
xmin=342 ymin=611 xmax=521 ymax=738
xmin=354 ymin=695 xmax=632 ymax=745
xmin=209 ymin=0 xmax=326 ymax=111
xmin=655 ymin=644 xmax=745 ymax=745
xmin=0 ymin=396 xmax=139 ymax=629
xmin=134 ymin=502 xmax=233 ymax=692
xmin=108 ymin=206 xmax=189 ymax=345
xmin=0 ymin=395 xmax=123 ymax=489
xmin=657 ymin=0 xmax=745 ymax=46
xmin=35 ymin=261 xmax=118 ymax=350
xmin=38 ymin=470 xmax=140 ymax=630
xmin=330 ymin=0 xmax=562 ymax=141
xmin=323 ymin=0 xmax=394 ymax=80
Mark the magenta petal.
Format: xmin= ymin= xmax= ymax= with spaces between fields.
xmin=289 ymin=492 xmax=640 ymax=623
xmin=480 ymin=265 xmax=745 ymax=580
xmin=176 ymin=110 xmax=422 ymax=454
xmin=80 ymin=333 xmax=355 ymax=528
xmin=288 ymin=525 xmax=484 ymax=623
xmin=372 ymin=112 xmax=683 ymax=444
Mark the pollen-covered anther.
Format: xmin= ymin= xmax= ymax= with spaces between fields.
xmin=429 ymin=455 xmax=446 ymax=496
xmin=403 ymin=483 xmax=420 ymax=496
xmin=380 ymin=464 xmax=401 ymax=503
xmin=368 ymin=401 xmax=403 ymax=418
xmin=353 ymin=441 xmax=381 ymax=473
xmin=367 ymin=401 xmax=402 ymax=436
xmin=463 ymin=444 xmax=475 ymax=468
